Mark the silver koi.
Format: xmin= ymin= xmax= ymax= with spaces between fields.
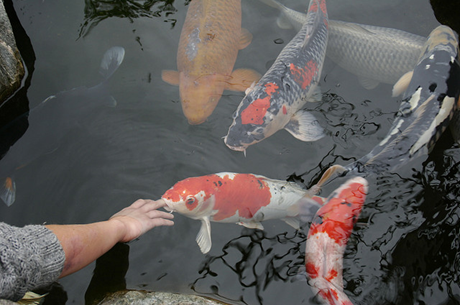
xmin=259 ymin=0 xmax=427 ymax=89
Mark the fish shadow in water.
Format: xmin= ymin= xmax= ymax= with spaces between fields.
xmin=0 ymin=46 xmax=125 ymax=206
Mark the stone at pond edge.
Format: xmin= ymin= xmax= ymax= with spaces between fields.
xmin=0 ymin=0 xmax=25 ymax=104
xmin=97 ymin=290 xmax=231 ymax=305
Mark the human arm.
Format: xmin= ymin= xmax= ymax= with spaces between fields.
xmin=46 ymin=199 xmax=174 ymax=278
xmin=0 ymin=198 xmax=173 ymax=301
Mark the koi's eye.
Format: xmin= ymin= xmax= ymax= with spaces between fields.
xmin=186 ymin=197 xmax=196 ymax=205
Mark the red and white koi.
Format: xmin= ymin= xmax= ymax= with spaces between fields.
xmin=161 ymin=168 xmax=342 ymax=254
xmin=224 ymin=0 xmax=328 ymax=152
xmin=305 ymin=176 xmax=368 ymax=305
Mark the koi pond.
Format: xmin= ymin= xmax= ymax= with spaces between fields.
xmin=1 ymin=0 xmax=460 ymax=304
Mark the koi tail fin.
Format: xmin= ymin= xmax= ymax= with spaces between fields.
xmin=309 ymin=278 xmax=354 ymax=305
xmin=1 ymin=177 xmax=16 ymax=206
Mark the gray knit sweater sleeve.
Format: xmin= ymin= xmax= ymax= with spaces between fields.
xmin=0 ymin=223 xmax=65 ymax=301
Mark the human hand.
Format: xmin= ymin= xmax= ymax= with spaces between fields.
xmin=109 ymin=199 xmax=174 ymax=243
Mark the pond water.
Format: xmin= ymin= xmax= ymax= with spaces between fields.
xmin=1 ymin=0 xmax=459 ymax=304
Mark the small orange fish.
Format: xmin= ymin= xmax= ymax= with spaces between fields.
xmin=162 ymin=0 xmax=261 ymax=124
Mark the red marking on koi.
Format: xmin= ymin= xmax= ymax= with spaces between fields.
xmin=163 ymin=174 xmax=272 ymax=218
xmin=265 ymin=82 xmax=279 ymax=95
xmin=211 ymin=174 xmax=272 ymax=221
xmin=311 ymin=195 xmax=326 ymax=205
xmin=305 ymin=178 xmax=367 ymax=305
xmin=309 ymin=0 xmax=318 ymax=12
xmin=241 ymin=96 xmax=270 ymax=125
xmin=309 ymin=0 xmax=327 ymax=16
xmin=282 ymin=105 xmax=287 ymax=115
xmin=305 ymin=262 xmax=320 ymax=278
xmin=325 ymin=269 xmax=338 ymax=282
xmin=319 ymin=289 xmax=342 ymax=305
xmin=5 ymin=177 xmax=13 ymax=191
xmin=241 ymin=82 xmax=278 ymax=125
xmin=308 ymin=182 xmax=365 ymax=245
xmin=290 ymin=61 xmax=318 ymax=90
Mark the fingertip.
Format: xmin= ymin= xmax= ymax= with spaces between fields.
xmin=155 ymin=199 xmax=167 ymax=207
xmin=166 ymin=220 xmax=174 ymax=226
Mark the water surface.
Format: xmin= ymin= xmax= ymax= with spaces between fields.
xmin=1 ymin=0 xmax=458 ymax=304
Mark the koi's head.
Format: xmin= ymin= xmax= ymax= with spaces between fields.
xmin=161 ymin=175 xmax=216 ymax=219
xmin=318 ymin=176 xmax=368 ymax=228
xmin=224 ymin=83 xmax=281 ymax=151
xmin=179 ymin=73 xmax=226 ymax=125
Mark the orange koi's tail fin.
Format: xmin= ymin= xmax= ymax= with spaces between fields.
xmin=1 ymin=177 xmax=16 ymax=206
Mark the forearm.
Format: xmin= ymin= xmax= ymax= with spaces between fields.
xmin=0 ymin=223 xmax=65 ymax=301
xmin=46 ymin=219 xmax=126 ymax=278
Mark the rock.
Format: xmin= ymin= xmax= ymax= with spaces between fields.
xmin=0 ymin=0 xmax=24 ymax=103
xmin=97 ymin=290 xmax=230 ymax=305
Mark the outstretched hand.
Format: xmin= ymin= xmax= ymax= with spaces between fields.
xmin=109 ymin=199 xmax=174 ymax=243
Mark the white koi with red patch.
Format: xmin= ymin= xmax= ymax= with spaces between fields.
xmin=224 ymin=0 xmax=328 ymax=152
xmin=305 ymin=177 xmax=368 ymax=305
xmin=161 ymin=172 xmax=324 ymax=254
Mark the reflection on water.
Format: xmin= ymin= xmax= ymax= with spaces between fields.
xmin=2 ymin=0 xmax=460 ymax=304
xmin=192 ymin=230 xmax=307 ymax=304
xmin=79 ymin=0 xmax=182 ymax=38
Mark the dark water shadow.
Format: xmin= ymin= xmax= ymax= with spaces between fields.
xmin=78 ymin=0 xmax=186 ymax=38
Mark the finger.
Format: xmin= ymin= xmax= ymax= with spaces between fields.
xmin=138 ymin=199 xmax=167 ymax=211
xmin=150 ymin=218 xmax=174 ymax=227
xmin=146 ymin=210 xmax=174 ymax=219
xmin=130 ymin=199 xmax=147 ymax=209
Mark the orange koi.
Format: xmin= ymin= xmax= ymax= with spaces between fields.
xmin=161 ymin=0 xmax=261 ymax=125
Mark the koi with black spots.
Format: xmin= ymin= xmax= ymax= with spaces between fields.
xmin=224 ymin=0 xmax=328 ymax=153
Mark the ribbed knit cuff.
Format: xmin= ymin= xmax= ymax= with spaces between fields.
xmin=0 ymin=223 xmax=65 ymax=301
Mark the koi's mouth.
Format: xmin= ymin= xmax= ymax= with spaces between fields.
xmin=162 ymin=200 xmax=175 ymax=213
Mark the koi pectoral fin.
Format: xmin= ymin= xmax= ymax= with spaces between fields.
xmin=161 ymin=70 xmax=180 ymax=86
xmin=226 ymin=69 xmax=262 ymax=92
xmin=285 ymin=110 xmax=324 ymax=142
xmin=358 ymin=77 xmax=379 ymax=90
xmin=282 ymin=217 xmax=301 ymax=230
xmin=238 ymin=220 xmax=264 ymax=230
xmin=99 ymin=46 xmax=125 ymax=80
xmin=239 ymin=28 xmax=253 ymax=50
xmin=315 ymin=164 xmax=348 ymax=189
xmin=196 ymin=217 xmax=212 ymax=254
xmin=392 ymin=70 xmax=414 ymax=97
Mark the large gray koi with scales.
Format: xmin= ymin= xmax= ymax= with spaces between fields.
xmin=259 ymin=0 xmax=427 ymax=90
xmin=345 ymin=25 xmax=460 ymax=174
xmin=224 ymin=0 xmax=328 ymax=153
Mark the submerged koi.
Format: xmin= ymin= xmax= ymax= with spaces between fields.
xmin=0 ymin=46 xmax=125 ymax=206
xmin=161 ymin=166 xmax=342 ymax=254
xmin=305 ymin=176 xmax=368 ymax=305
xmin=345 ymin=25 xmax=460 ymax=174
xmin=224 ymin=0 xmax=328 ymax=152
xmin=259 ymin=0 xmax=426 ymax=89
xmin=161 ymin=0 xmax=261 ymax=125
